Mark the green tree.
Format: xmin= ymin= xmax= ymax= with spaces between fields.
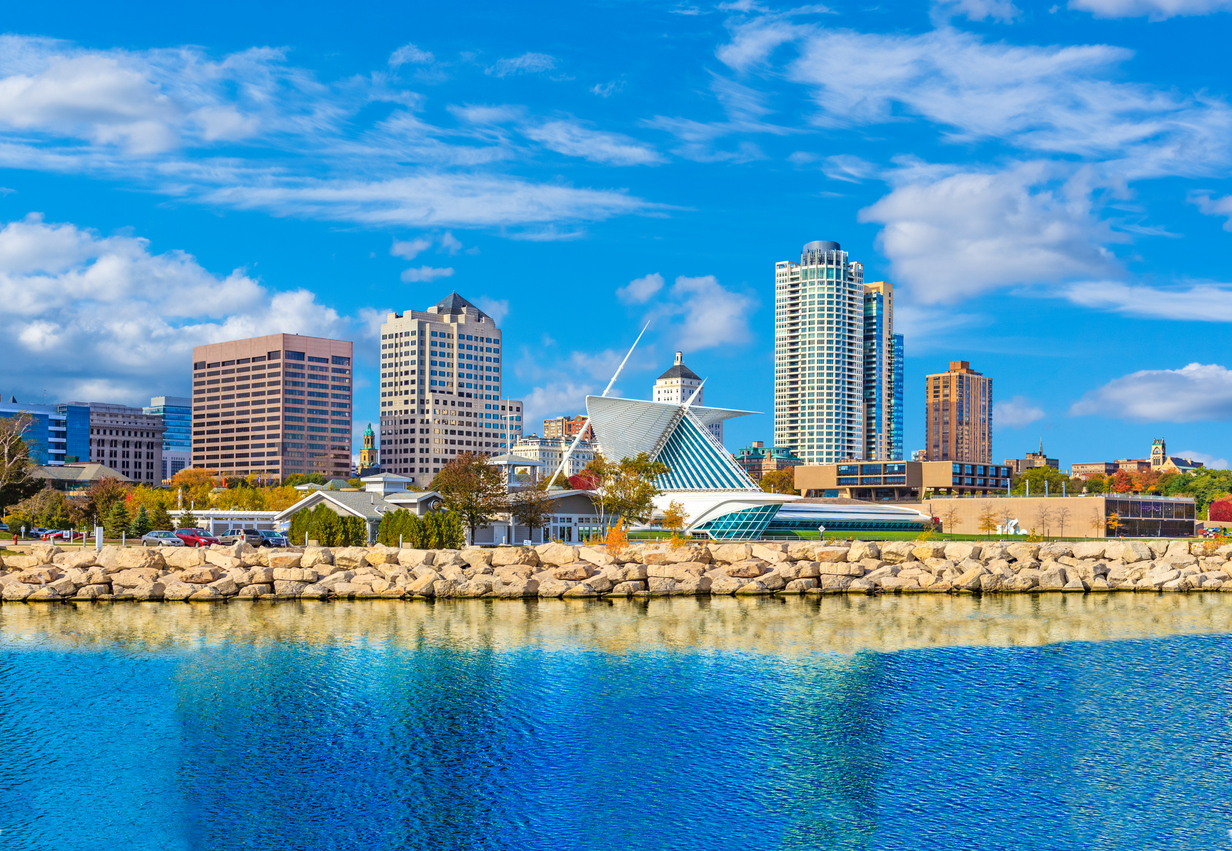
xmin=150 ymin=502 xmax=174 ymax=531
xmin=430 ymin=452 xmax=507 ymax=545
xmin=81 ymin=476 xmax=130 ymax=525
xmin=129 ymin=505 xmax=152 ymax=536
xmin=760 ymin=468 xmax=797 ymax=495
xmin=178 ymin=508 xmax=198 ymax=529
xmin=580 ymin=452 xmax=669 ymax=530
xmin=104 ymin=501 xmax=132 ymax=539
xmin=1011 ymin=466 xmax=1079 ymax=496
xmin=1084 ymin=474 xmax=1108 ymax=494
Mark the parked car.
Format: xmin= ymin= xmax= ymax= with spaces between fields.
xmin=175 ymin=528 xmax=220 ymax=548
xmin=258 ymin=529 xmax=290 ymax=548
xmin=217 ymin=528 xmax=263 ymax=547
xmin=141 ymin=530 xmax=185 ymax=547
xmin=0 ymin=522 xmax=7 ymax=533
xmin=41 ymin=529 xmax=84 ymax=541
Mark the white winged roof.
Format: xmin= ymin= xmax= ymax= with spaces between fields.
xmin=586 ymin=396 xmax=755 ymax=459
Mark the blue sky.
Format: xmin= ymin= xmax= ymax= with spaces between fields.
xmin=3 ymin=0 xmax=1232 ymax=469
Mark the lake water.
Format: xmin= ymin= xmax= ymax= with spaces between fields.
xmin=2 ymin=595 xmax=1231 ymax=851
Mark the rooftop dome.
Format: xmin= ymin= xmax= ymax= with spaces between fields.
xmin=803 ymin=240 xmax=841 ymax=253
xmin=363 ymin=422 xmax=374 ymax=437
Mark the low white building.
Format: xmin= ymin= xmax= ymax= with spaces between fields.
xmin=511 ymin=434 xmax=596 ymax=481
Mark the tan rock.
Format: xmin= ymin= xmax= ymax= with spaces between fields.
xmin=847 ymin=540 xmax=880 ymax=561
xmin=111 ymin=568 xmax=160 ymax=588
xmin=608 ymin=580 xmax=646 ymax=595
xmin=1006 ymin=543 xmax=1041 ymax=562
xmin=944 ymin=542 xmax=982 ymax=562
xmin=163 ymin=547 xmax=205 ymax=569
xmin=130 ymin=581 xmax=166 ymax=601
xmin=1 ymin=582 xmax=34 ymax=600
xmin=491 ymin=546 xmax=538 ymax=567
xmin=783 ymin=577 xmax=819 ymax=593
xmin=819 ymin=561 xmax=863 ymax=577
xmin=880 ymin=542 xmax=916 ymax=564
xmin=268 ymin=553 xmax=303 ymax=571
xmin=162 ymin=583 xmax=199 ymax=601
xmin=735 ymin=580 xmax=770 ymax=595
xmin=912 ymin=542 xmax=947 ymax=561
xmin=708 ymin=543 xmax=753 ymax=563
xmin=334 ymin=547 xmax=370 ymax=570
xmin=365 ymin=546 xmax=400 ymax=566
xmin=299 ymin=546 xmax=333 ymax=568
xmin=1038 ymin=567 xmax=1068 ymax=590
xmin=709 ymin=575 xmax=745 ymax=595
xmin=407 ymin=571 xmax=439 ymax=596
xmin=53 ymin=550 xmax=97 ymax=570
xmin=726 ymin=560 xmax=770 ymax=579
xmin=553 ymin=563 xmax=598 ymax=581
xmin=272 ymin=567 xmax=318 ymax=583
xmin=536 ymin=543 xmax=579 ymax=565
xmin=204 ymin=550 xmax=241 ymax=571
xmin=814 ymin=547 xmax=851 ymax=564
xmin=751 ymin=543 xmax=789 ymax=563
xmin=181 ymin=566 xmax=223 ymax=584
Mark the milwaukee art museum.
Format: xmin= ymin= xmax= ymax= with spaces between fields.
xmin=585 ymin=395 xmax=930 ymax=540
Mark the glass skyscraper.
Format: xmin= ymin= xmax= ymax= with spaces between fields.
xmin=145 ymin=395 xmax=192 ymax=479
xmin=862 ymin=281 xmax=902 ymax=462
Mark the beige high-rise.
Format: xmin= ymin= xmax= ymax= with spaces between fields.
xmin=378 ymin=293 xmax=523 ymax=487
xmin=191 ymin=334 xmax=353 ymax=479
xmin=925 ymin=360 xmax=992 ymax=463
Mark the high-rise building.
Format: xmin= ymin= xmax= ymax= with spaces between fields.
xmin=774 ymin=240 xmax=865 ymax=465
xmin=0 ymin=400 xmax=89 ymax=466
xmin=80 ymin=402 xmax=165 ymax=484
xmin=653 ymin=352 xmax=722 ymax=443
xmin=925 ymin=360 xmax=992 ymax=463
xmin=543 ymin=414 xmax=594 ymax=442
xmin=862 ymin=282 xmax=903 ymax=461
xmin=191 ymin=334 xmax=354 ymax=480
xmin=145 ymin=395 xmax=192 ymax=480
xmin=378 ymin=292 xmax=523 ymax=486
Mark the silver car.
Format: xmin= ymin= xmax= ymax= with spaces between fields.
xmin=141 ymin=530 xmax=185 ymax=547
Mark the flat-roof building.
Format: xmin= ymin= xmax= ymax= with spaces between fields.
xmin=925 ymin=360 xmax=992 ymax=464
xmin=795 ymin=460 xmax=1012 ymax=501
xmin=191 ymin=333 xmax=354 ymax=480
xmin=79 ymin=402 xmax=165 ymax=485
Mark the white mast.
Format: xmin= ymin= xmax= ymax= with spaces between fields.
xmin=546 ymin=322 xmax=650 ymax=489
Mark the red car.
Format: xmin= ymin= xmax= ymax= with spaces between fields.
xmin=41 ymin=529 xmax=83 ymax=541
xmin=175 ymin=528 xmax=220 ymax=547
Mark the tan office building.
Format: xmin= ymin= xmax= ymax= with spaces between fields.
xmin=543 ymin=415 xmax=594 ymax=442
xmin=925 ymin=360 xmax=992 ymax=464
xmin=795 ymin=459 xmax=1012 ymax=501
xmin=378 ymin=293 xmax=523 ymax=487
xmin=191 ymin=334 xmax=353 ymax=480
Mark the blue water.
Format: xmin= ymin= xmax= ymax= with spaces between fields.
xmin=2 ymin=597 xmax=1231 ymax=851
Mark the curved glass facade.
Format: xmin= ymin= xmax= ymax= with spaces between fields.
xmin=693 ymin=504 xmax=781 ymax=540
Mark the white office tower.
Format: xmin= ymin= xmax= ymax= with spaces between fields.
xmin=378 ymin=292 xmax=522 ymax=486
xmin=652 ymin=352 xmax=721 ymax=444
xmin=774 ymin=240 xmax=864 ymax=465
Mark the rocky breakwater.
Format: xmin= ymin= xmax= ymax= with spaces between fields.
xmin=2 ymin=539 xmax=1232 ymax=603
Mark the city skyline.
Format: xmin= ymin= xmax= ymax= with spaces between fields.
xmin=2 ymin=2 xmax=1232 ymax=469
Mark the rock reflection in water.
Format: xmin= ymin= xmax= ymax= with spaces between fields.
xmin=3 ymin=593 xmax=1232 ymax=656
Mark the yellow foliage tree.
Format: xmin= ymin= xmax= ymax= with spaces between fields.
xmin=662 ymin=499 xmax=688 ymax=549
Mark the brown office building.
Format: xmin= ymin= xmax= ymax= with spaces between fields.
xmin=925 ymin=360 xmax=992 ymax=464
xmin=83 ymin=403 xmax=165 ymax=484
xmin=191 ymin=334 xmax=353 ymax=480
xmin=796 ymin=460 xmax=1012 ymax=501
xmin=543 ymin=415 xmax=594 ymax=442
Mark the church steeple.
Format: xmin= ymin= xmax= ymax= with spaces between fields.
xmin=360 ymin=422 xmax=378 ymax=469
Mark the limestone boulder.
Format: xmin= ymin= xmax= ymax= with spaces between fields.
xmin=162 ymin=583 xmax=200 ymax=601
xmin=490 ymin=546 xmax=538 ymax=567
xmin=1112 ymin=541 xmax=1152 ymax=564
xmin=783 ymin=578 xmax=819 ymax=593
xmin=1038 ymin=567 xmax=1068 ymax=590
xmin=1161 ymin=541 xmax=1197 ymax=566
xmin=708 ymin=543 xmax=752 ymax=563
xmin=604 ymin=564 xmax=647 ymax=583
xmin=268 ymin=553 xmax=303 ymax=571
xmin=181 ymin=566 xmax=223 ymax=584
xmin=608 ymin=580 xmax=646 ymax=595
xmin=944 ymin=542 xmax=982 ymax=563
xmin=300 ymin=546 xmax=333 ymax=568
xmin=537 ymin=578 xmax=577 ymax=598
xmin=111 ymin=568 xmax=160 ymax=589
xmin=1 ymin=582 xmax=34 ymax=601
xmin=818 ymin=560 xmax=864 ymax=577
xmin=978 ymin=573 xmax=1006 ymax=593
xmin=751 ymin=543 xmax=789 ymax=563
xmin=1007 ymin=574 xmax=1038 ymax=592
xmin=105 ymin=547 xmax=166 ymax=573
xmin=163 ymin=547 xmax=205 ymax=569
xmin=954 ymin=565 xmax=989 ymax=591
xmin=814 ymin=547 xmax=851 ymax=564
xmin=1072 ymin=541 xmax=1107 ymax=560
xmin=17 ymin=567 xmax=58 ymax=584
xmin=53 ymin=550 xmax=97 ymax=570
xmin=2 ymin=554 xmax=38 ymax=570
xmin=334 ymin=547 xmax=370 ymax=570
xmin=364 ymin=546 xmax=399 ymax=566
xmin=912 ymin=542 xmax=947 ymax=561
xmin=270 ymin=580 xmax=306 ymax=596
xmin=709 ymin=575 xmax=746 ymax=595
xmin=407 ymin=571 xmax=440 ymax=597
xmin=204 ymin=550 xmax=241 ymax=571
xmin=208 ymin=577 xmax=239 ymax=596
xmin=726 ymin=560 xmax=770 ymax=579
xmin=1039 ymin=542 xmax=1074 ymax=561
xmin=535 ymin=543 xmax=579 ymax=566
xmin=847 ymin=541 xmax=880 ymax=561
xmin=272 ymin=567 xmax=318 ymax=583
xmin=1006 ymin=543 xmax=1041 ymax=563
xmin=980 ymin=543 xmax=1010 ymax=562
xmin=880 ymin=542 xmax=916 ymax=564
xmin=29 ymin=542 xmax=62 ymax=564
xmin=735 ymin=580 xmax=770 ymax=595
xmin=574 ymin=546 xmax=614 ymax=567
xmin=553 ymin=563 xmax=599 ymax=581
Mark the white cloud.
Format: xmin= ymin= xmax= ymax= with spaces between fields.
xmin=439 ymin=231 xmax=463 ymax=254
xmin=645 ymin=76 xmax=792 ymax=162
xmin=400 ymin=265 xmax=454 ymax=282
xmin=933 ymin=0 xmax=1022 ymax=21
xmin=523 ymin=120 xmax=664 ymax=166
xmin=617 ymin=272 xmax=665 ymax=304
xmin=995 ymin=395 xmax=1046 ymax=428
xmin=664 ymin=275 xmax=756 ymax=351
xmin=1070 ymin=363 xmax=1232 ymax=422
xmin=1062 ymin=280 xmax=1232 ymax=322
xmin=717 ymin=23 xmax=1232 ymax=177
xmin=858 ymin=162 xmax=1120 ymax=303
xmin=1191 ymin=192 xmax=1232 ymax=230
xmin=0 ymin=37 xmax=659 ymax=234
xmin=821 ymin=154 xmax=878 ymax=183
xmin=390 ymin=236 xmax=432 ymax=260
xmin=0 ymin=213 xmax=345 ymax=405
xmin=474 ymin=296 xmax=509 ymax=324
xmin=389 ymin=43 xmax=434 ymax=66
xmin=1069 ymin=0 xmax=1232 ymax=18
xmin=486 ymin=53 xmax=556 ymax=78
xmin=590 ymin=81 xmax=623 ymax=97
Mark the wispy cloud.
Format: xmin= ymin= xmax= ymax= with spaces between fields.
xmin=1069 ymin=0 xmax=1232 ymax=19
xmin=400 ymin=265 xmax=454 ymax=282
xmin=485 ymin=52 xmax=556 ymax=78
